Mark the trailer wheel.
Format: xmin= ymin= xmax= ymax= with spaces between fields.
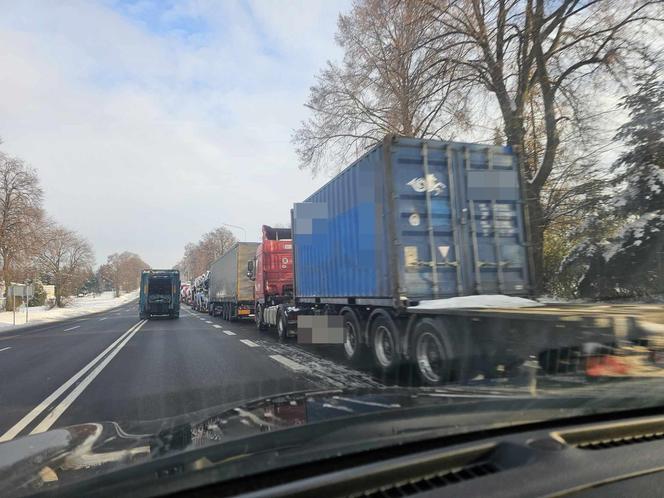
xmin=412 ymin=318 xmax=455 ymax=385
xmin=370 ymin=315 xmax=401 ymax=373
xmin=341 ymin=310 xmax=367 ymax=365
xmin=256 ymin=304 xmax=267 ymax=331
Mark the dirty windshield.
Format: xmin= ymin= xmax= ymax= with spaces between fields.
xmin=1 ymin=0 xmax=664 ymax=496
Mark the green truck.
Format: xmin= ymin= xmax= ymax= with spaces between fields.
xmin=139 ymin=269 xmax=180 ymax=319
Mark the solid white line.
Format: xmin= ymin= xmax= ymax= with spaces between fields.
xmin=213 ymin=324 xmax=222 ymax=329
xmin=63 ymin=326 xmax=80 ymax=332
xmin=269 ymin=354 xmax=309 ymax=372
xmin=0 ymin=320 xmax=145 ymax=443
xmin=30 ymin=320 xmax=148 ymax=435
xmin=0 ymin=347 xmax=11 ymax=353
xmin=222 ymin=330 xmax=236 ymax=336
xmin=240 ymin=339 xmax=259 ymax=348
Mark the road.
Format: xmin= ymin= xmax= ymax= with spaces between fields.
xmin=0 ymin=301 xmax=389 ymax=441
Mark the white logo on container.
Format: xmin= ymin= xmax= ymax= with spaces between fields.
xmin=407 ymin=174 xmax=445 ymax=196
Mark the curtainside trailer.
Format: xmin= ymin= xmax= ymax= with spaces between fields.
xmin=209 ymin=242 xmax=260 ymax=321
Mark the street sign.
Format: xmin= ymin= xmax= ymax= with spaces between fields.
xmin=8 ymin=284 xmax=35 ymax=326
xmin=8 ymin=284 xmax=33 ymax=298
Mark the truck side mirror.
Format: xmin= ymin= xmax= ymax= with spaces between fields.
xmin=247 ymin=260 xmax=255 ymax=281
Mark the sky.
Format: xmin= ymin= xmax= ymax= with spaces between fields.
xmin=0 ymin=0 xmax=350 ymax=268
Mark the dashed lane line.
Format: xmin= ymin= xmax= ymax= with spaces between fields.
xmin=0 ymin=320 xmax=146 ymax=442
xmin=213 ymin=325 xmax=222 ymax=329
xmin=205 ymin=320 xmax=212 ymax=324
xmin=269 ymin=354 xmax=310 ymax=372
xmin=63 ymin=326 xmax=80 ymax=332
xmin=0 ymin=347 xmax=11 ymax=353
xmin=240 ymin=339 xmax=259 ymax=348
xmin=222 ymin=330 xmax=236 ymax=336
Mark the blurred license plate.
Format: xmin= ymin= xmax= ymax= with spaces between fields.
xmin=238 ymin=309 xmax=250 ymax=315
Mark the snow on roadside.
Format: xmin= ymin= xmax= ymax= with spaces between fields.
xmin=0 ymin=291 xmax=138 ymax=331
xmin=409 ymin=294 xmax=543 ymax=310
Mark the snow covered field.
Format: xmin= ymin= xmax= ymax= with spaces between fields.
xmin=0 ymin=291 xmax=138 ymax=331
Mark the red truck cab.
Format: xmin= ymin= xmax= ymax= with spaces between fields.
xmin=254 ymin=226 xmax=293 ymax=330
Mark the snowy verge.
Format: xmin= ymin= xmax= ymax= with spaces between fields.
xmin=0 ymin=291 xmax=138 ymax=331
xmin=409 ymin=294 xmax=543 ymax=310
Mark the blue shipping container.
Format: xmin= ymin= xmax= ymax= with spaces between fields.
xmin=292 ymin=136 xmax=532 ymax=304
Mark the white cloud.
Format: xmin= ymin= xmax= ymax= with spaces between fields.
xmin=0 ymin=0 xmax=349 ymax=267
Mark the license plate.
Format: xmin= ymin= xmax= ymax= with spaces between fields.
xmin=238 ymin=309 xmax=250 ymax=315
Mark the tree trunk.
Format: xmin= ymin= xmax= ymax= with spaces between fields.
xmin=505 ymin=116 xmax=544 ymax=295
xmin=525 ymin=184 xmax=545 ymax=295
xmin=3 ymin=255 xmax=13 ymax=311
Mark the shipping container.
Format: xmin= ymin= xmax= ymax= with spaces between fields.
xmin=293 ymin=135 xmax=532 ymax=305
xmin=251 ymin=136 xmax=621 ymax=386
xmin=208 ymin=242 xmax=260 ymax=320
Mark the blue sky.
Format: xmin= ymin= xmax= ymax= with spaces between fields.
xmin=0 ymin=0 xmax=350 ymax=267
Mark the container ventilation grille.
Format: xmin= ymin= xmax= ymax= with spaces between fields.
xmin=362 ymin=461 xmax=500 ymax=498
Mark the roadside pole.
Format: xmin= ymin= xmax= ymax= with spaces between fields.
xmin=12 ymin=292 xmax=15 ymax=326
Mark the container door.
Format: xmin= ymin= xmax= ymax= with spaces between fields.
xmin=391 ymin=140 xmax=463 ymax=300
xmin=456 ymin=145 xmax=530 ymax=295
xmin=391 ymin=139 xmax=530 ymax=300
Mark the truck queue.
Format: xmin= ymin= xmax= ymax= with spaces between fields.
xmin=178 ymin=135 xmax=645 ymax=385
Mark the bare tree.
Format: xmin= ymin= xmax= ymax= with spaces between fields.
xmin=38 ymin=225 xmax=95 ymax=307
xmin=426 ymin=0 xmax=663 ymax=289
xmin=0 ymin=151 xmax=44 ymax=309
xmin=293 ymin=0 xmax=471 ymax=174
xmin=99 ymin=252 xmax=150 ymax=297
xmin=177 ymin=226 xmax=237 ymax=280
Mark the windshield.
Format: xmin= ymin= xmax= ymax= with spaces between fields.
xmin=1 ymin=0 xmax=664 ymax=496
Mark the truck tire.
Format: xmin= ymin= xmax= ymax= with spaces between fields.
xmin=341 ymin=310 xmax=368 ymax=365
xmin=256 ymin=304 xmax=267 ymax=331
xmin=277 ymin=309 xmax=288 ymax=342
xmin=411 ymin=318 xmax=455 ymax=386
xmin=370 ymin=315 xmax=401 ymax=374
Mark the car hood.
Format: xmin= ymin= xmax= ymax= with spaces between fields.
xmin=1 ymin=382 xmax=659 ymax=496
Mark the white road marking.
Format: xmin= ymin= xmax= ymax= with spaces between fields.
xmin=269 ymin=354 xmax=310 ymax=372
xmin=222 ymin=330 xmax=236 ymax=336
xmin=30 ymin=320 xmax=148 ymax=435
xmin=213 ymin=324 xmax=222 ymax=329
xmin=240 ymin=339 xmax=259 ymax=348
xmin=99 ymin=317 xmax=107 ymax=321
xmin=0 ymin=320 xmax=146 ymax=443
xmin=0 ymin=347 xmax=11 ymax=353
xmin=205 ymin=320 xmax=212 ymax=324
xmin=63 ymin=326 xmax=80 ymax=332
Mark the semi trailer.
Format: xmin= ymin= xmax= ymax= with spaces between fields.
xmin=208 ymin=242 xmax=260 ymax=321
xmin=249 ymin=135 xmax=635 ymax=385
xmin=139 ymin=269 xmax=180 ymax=319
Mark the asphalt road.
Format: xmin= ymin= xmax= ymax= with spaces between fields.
xmin=0 ymin=301 xmax=388 ymax=441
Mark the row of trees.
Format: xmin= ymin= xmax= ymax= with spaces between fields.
xmin=175 ymin=226 xmax=237 ymax=281
xmin=293 ymin=0 xmax=664 ymax=297
xmin=0 ymin=143 xmax=150 ymax=307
